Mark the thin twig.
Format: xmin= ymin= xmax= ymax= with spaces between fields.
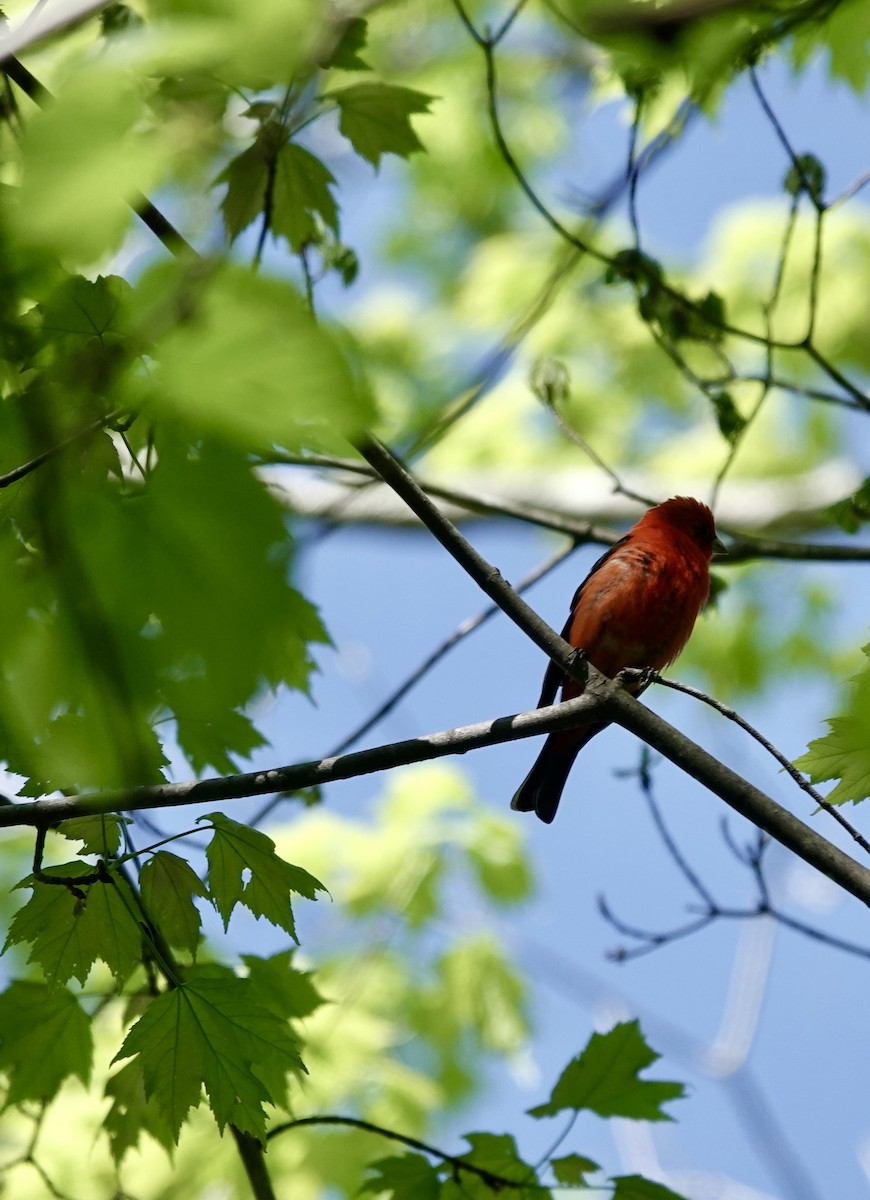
xmin=749 ymin=67 xmax=825 ymax=213
xmin=632 ymin=670 xmax=870 ymax=857
xmin=538 ymin=382 xmax=658 ymax=508
xmin=0 ymin=409 xmax=126 ymax=490
xmin=602 ymin=760 xmax=870 ymax=963
xmin=600 ymin=894 xmax=716 ymax=961
xmin=634 ymin=748 xmax=717 ymax=908
xmin=266 ymin=452 xmax=870 ymax=563
xmin=266 ymin=1114 xmax=547 ymax=1192
xmin=2 ymin=58 xmax=195 ymax=259
xmin=252 ymin=538 xmax=581 ymax=824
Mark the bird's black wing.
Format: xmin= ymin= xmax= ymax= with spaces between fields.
xmin=535 ymin=534 xmax=630 ymax=707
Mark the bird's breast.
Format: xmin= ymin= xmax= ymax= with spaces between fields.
xmin=566 ymin=541 xmax=709 ymax=681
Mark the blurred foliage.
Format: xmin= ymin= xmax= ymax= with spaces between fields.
xmin=0 ymin=0 xmax=869 ymax=1194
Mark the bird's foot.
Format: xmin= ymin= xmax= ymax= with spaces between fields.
xmin=617 ymin=665 xmax=660 ymax=692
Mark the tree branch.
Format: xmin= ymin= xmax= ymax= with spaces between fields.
xmin=267 ymin=1113 xmax=544 ymax=1192
xmin=0 ymin=0 xmax=113 ymax=62
xmin=630 ymin=670 xmax=870 ymax=856
xmin=265 ymin=453 xmax=870 ymax=562
xmin=357 ymin=436 xmax=870 ymax=909
xmin=1 ymin=57 xmax=195 ymax=259
xmin=0 ymin=694 xmax=612 ymax=826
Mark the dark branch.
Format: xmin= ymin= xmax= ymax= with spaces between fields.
xmin=602 ymin=752 xmax=870 ymax=963
xmin=358 ymin=436 xmax=870 ymax=909
xmin=267 ymin=451 xmax=870 ymax=563
xmin=2 ymin=57 xmax=195 ymax=259
xmin=0 ymin=410 xmax=126 ymax=490
xmin=267 ymin=1114 xmax=546 ymax=1192
xmin=0 ymin=693 xmax=613 ymax=826
xmin=630 ymin=670 xmax=870 ymax=857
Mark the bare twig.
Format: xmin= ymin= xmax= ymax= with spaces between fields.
xmin=252 ymin=538 xmax=581 ymax=824
xmin=601 ymin=752 xmax=870 ymax=963
xmin=266 ymin=452 xmax=870 ymax=563
xmin=627 ymin=669 xmax=870 ymax=857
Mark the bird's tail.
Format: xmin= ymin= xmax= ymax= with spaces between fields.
xmin=510 ymin=726 xmax=603 ymax=824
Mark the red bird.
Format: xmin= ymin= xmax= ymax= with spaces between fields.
xmin=511 ymin=496 xmax=720 ymax=823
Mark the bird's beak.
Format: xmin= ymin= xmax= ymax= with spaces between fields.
xmin=712 ymin=535 xmax=727 ymax=559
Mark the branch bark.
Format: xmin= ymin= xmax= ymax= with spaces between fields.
xmin=357 ymin=437 xmax=870 ymax=909
xmin=263 ymin=454 xmax=870 ymax=562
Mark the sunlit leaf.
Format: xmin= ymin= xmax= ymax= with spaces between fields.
xmin=329 ymin=82 xmax=435 ymax=166
xmin=202 ymin=811 xmax=326 ymax=938
xmin=794 ymin=644 xmax=870 ymax=805
xmin=140 ymin=852 xmax=208 ymax=957
xmin=5 ymin=864 xmax=142 ymax=986
xmin=528 ymin=1021 xmax=684 ymax=1121
xmin=137 ymin=261 xmax=371 ymax=450
xmin=113 ymin=969 xmax=304 ymax=1141
xmin=0 ymin=981 xmax=92 ymax=1103
xmin=362 ymin=1153 xmax=440 ymax=1199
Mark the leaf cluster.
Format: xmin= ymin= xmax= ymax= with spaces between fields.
xmin=0 ymin=812 xmax=326 ymax=1153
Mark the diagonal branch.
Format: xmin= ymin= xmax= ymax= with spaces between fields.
xmin=631 ymin=670 xmax=870 ymax=857
xmin=357 ymin=436 xmax=870 ymax=909
xmin=2 ymin=56 xmax=195 ymax=259
xmin=0 ymin=693 xmax=614 ymax=826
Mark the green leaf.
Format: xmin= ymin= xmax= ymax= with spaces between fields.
xmin=5 ymin=864 xmax=95 ymax=985
xmin=101 ymin=3 xmax=144 ymax=35
xmin=815 ymin=0 xmax=870 ymax=91
xmin=323 ymin=17 xmax=370 ymax=71
xmin=14 ymin=69 xmax=166 ymax=262
xmin=784 ymin=153 xmax=826 ymax=203
xmin=5 ymin=863 xmax=142 ymax=986
xmin=551 ymin=1154 xmax=600 ymax=1185
xmin=175 ymin=707 xmax=269 ymax=776
xmin=242 ymin=949 xmax=328 ymax=1019
xmin=0 ymin=981 xmax=92 ymax=1103
xmin=455 ymin=1133 xmax=543 ymax=1199
xmin=202 ymin=812 xmax=326 ymax=938
xmin=362 ymin=1153 xmax=440 ymax=1200
xmin=529 ymin=358 xmax=571 ymax=409
xmin=528 ymin=1021 xmax=685 ymax=1121
xmin=438 ymin=936 xmax=528 ymax=1053
xmin=57 ymin=814 xmax=128 ymax=856
xmin=76 ymin=871 xmax=144 ymax=983
xmin=794 ymin=644 xmax=870 ymax=804
xmin=113 ymin=969 xmax=305 ymax=1141
xmin=104 ymin=1057 xmax=176 ymax=1163
xmin=604 ymin=248 xmax=663 ymax=287
xmin=217 ymin=140 xmax=339 ymax=251
xmin=271 ymin=144 xmax=339 ymax=251
xmin=38 ymin=272 xmax=134 ymax=354
xmin=140 ymin=852 xmax=208 ymax=957
xmin=329 ymin=83 xmax=435 ymax=167
xmin=709 ymin=391 xmax=746 ymax=444
xmin=138 ymin=261 xmax=371 ymax=450
xmin=612 ymin=1176 xmax=690 ymax=1200
xmin=101 ymin=437 xmax=326 ymax=739
xmin=829 ymin=477 xmax=870 ymax=534
xmin=217 ymin=141 xmax=271 ymax=241
xmin=466 ymin=813 xmax=533 ymax=904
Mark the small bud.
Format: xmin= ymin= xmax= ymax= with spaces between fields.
xmin=529 ymin=358 xmax=570 ymax=409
